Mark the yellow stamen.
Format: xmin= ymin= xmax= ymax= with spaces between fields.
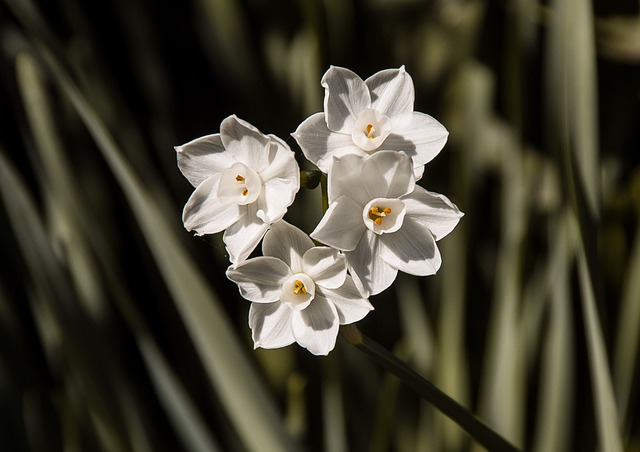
xmin=293 ymin=280 xmax=307 ymax=295
xmin=366 ymin=123 xmax=375 ymax=139
xmin=369 ymin=206 xmax=392 ymax=225
xmin=235 ymin=175 xmax=245 ymax=182
xmin=242 ymin=188 xmax=249 ymax=196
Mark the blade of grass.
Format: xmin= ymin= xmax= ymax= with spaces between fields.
xmin=15 ymin=51 xmax=108 ymax=320
xmin=396 ymin=275 xmax=435 ymax=376
xmin=396 ymin=276 xmax=437 ymax=452
xmin=368 ymin=342 xmax=405 ymax=452
xmin=342 ymin=324 xmax=520 ymax=452
xmin=436 ymin=207 xmax=470 ymax=451
xmin=14 ymin=36 xmax=223 ymax=451
xmin=546 ymin=0 xmax=600 ymax=300
xmin=0 ymin=152 xmax=131 ymax=451
xmin=571 ymin=213 xmax=623 ymax=452
xmin=548 ymin=0 xmax=599 ymax=220
xmin=546 ymin=0 xmax=619 ymax=448
xmin=322 ymin=355 xmax=347 ymax=452
xmin=4 ymin=2 xmax=299 ymax=449
xmin=477 ymin=124 xmax=527 ymax=448
xmin=531 ymin=210 xmax=574 ymax=452
xmin=138 ymin=337 xmax=223 ymax=452
xmin=613 ymin=184 xmax=640 ymax=434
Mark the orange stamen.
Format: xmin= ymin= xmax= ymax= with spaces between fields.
xmin=293 ymin=280 xmax=307 ymax=295
xmin=366 ymin=123 xmax=375 ymax=139
xmin=369 ymin=206 xmax=392 ymax=225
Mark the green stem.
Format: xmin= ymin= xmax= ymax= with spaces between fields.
xmin=320 ymin=173 xmax=329 ymax=213
xmin=341 ymin=324 xmax=520 ymax=452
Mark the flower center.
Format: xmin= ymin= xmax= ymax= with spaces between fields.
xmin=366 ymin=123 xmax=376 ymax=139
xmin=281 ymin=273 xmax=315 ymax=310
xmin=217 ymin=162 xmax=262 ymax=205
xmin=368 ymin=206 xmax=393 ymax=225
xmin=363 ymin=198 xmax=406 ymax=234
xmin=352 ymin=109 xmax=392 ymax=152
xmin=293 ymin=279 xmax=307 ymax=295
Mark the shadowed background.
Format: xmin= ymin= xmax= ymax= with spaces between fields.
xmin=1 ymin=0 xmax=639 ymax=451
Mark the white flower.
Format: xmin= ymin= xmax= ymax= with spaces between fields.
xmin=292 ymin=66 xmax=449 ymax=176
xmin=226 ymin=221 xmax=373 ymax=356
xmin=177 ymin=115 xmax=300 ymax=265
xmin=311 ymin=151 xmax=463 ymax=297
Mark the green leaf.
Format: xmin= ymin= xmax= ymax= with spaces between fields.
xmin=4 ymin=1 xmax=300 ymax=450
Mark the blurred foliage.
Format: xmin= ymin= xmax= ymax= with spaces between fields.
xmin=1 ymin=0 xmax=640 ymax=451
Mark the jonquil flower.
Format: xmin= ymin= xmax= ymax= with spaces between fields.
xmin=311 ymin=151 xmax=463 ymax=296
xmin=177 ymin=115 xmax=299 ymax=264
xmin=292 ymin=66 xmax=449 ymax=176
xmin=226 ymin=221 xmax=373 ymax=356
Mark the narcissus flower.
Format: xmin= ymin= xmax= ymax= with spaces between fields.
xmin=177 ymin=115 xmax=299 ymax=265
xmin=226 ymin=221 xmax=373 ymax=356
xmin=311 ymin=151 xmax=463 ymax=297
xmin=292 ymin=66 xmax=448 ymax=177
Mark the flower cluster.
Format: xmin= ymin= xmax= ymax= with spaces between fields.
xmin=177 ymin=66 xmax=463 ymax=355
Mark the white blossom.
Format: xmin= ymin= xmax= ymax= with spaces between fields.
xmin=311 ymin=151 xmax=463 ymax=296
xmin=177 ymin=115 xmax=299 ymax=265
xmin=226 ymin=221 xmax=373 ymax=356
xmin=292 ymin=66 xmax=448 ymax=177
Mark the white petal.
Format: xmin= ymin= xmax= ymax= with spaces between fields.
xmin=226 ymin=257 xmax=291 ymax=303
xmin=219 ymin=115 xmax=270 ymax=169
xmin=318 ymin=277 xmax=373 ymax=324
xmin=346 ymin=230 xmax=399 ymax=296
xmin=249 ymin=302 xmax=295 ymax=350
xmin=223 ymin=203 xmax=269 ymax=265
xmin=262 ymin=220 xmax=314 ymax=273
xmin=176 ymin=134 xmax=236 ymax=188
xmin=413 ymin=164 xmax=425 ymax=181
xmin=327 ymin=153 xmax=369 ymax=205
xmin=256 ymin=178 xmax=298 ymax=224
xmin=384 ymin=111 xmax=448 ymax=166
xmin=182 ymin=175 xmax=242 ymax=235
xmin=291 ymin=297 xmax=339 ymax=356
xmin=292 ymin=113 xmax=363 ymax=173
xmin=360 ymin=151 xmax=415 ymax=199
xmin=310 ymin=196 xmax=367 ymax=251
xmin=316 ymin=147 xmax=368 ymax=175
xmin=322 ymin=66 xmax=371 ymax=134
xmin=402 ymin=186 xmax=463 ymax=240
xmin=302 ymin=247 xmax=347 ymax=289
xmin=365 ymin=66 xmax=415 ymax=117
xmin=379 ymin=217 xmax=441 ymax=276
xmin=257 ymin=135 xmax=300 ymax=183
